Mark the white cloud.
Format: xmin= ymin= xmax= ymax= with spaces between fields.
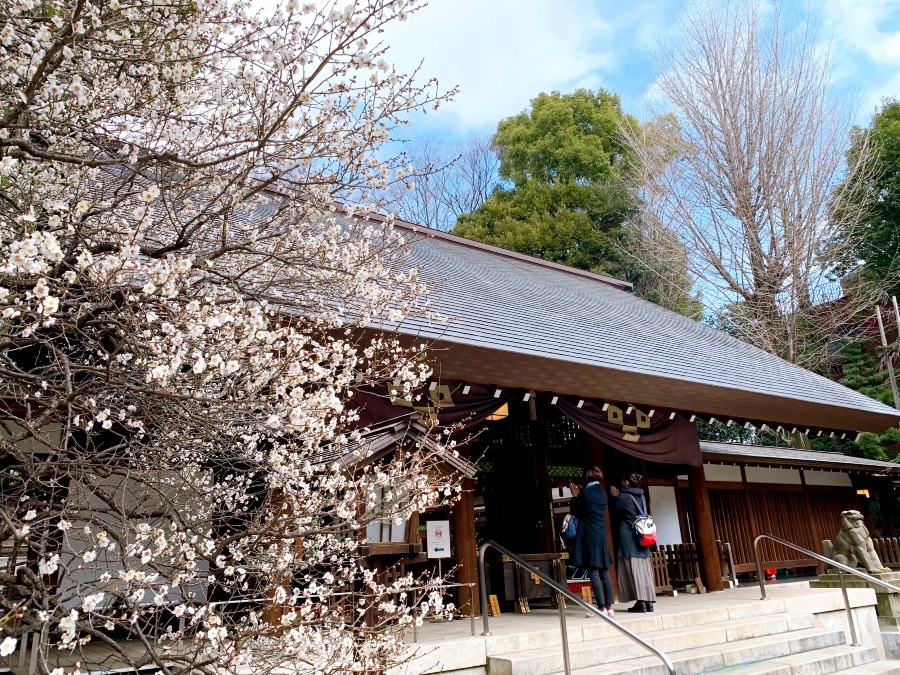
xmin=381 ymin=0 xmax=616 ymax=130
xmin=635 ymin=0 xmax=900 ymax=122
xmin=819 ymin=0 xmax=900 ymax=113
xmin=821 ymin=0 xmax=900 ymax=65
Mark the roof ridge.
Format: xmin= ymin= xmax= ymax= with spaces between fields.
xmin=251 ymin=186 xmax=632 ymax=290
xmin=362 ymin=211 xmax=633 ymax=291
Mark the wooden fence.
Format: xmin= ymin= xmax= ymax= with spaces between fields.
xmin=650 ymin=541 xmax=737 ymax=592
xmin=650 ymin=551 xmax=673 ymax=595
xmin=873 ymin=537 xmax=900 ymax=568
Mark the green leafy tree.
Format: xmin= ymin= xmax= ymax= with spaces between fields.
xmin=839 ymin=341 xmax=895 ymax=406
xmin=841 ymin=100 xmax=900 ymax=294
xmin=454 ymin=89 xmax=638 ymax=276
xmin=829 ymin=104 xmax=900 ymax=461
xmin=830 ymin=341 xmax=900 ymax=460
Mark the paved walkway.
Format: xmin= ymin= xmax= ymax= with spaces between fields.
xmin=406 ymin=579 xmax=856 ymax=645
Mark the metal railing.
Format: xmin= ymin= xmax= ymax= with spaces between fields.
xmin=753 ymin=533 xmax=900 ymax=646
xmin=477 ymin=540 xmax=674 ymax=675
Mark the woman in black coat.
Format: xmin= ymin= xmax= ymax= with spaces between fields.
xmin=611 ymin=471 xmax=657 ymax=613
xmin=569 ymin=466 xmax=614 ymax=616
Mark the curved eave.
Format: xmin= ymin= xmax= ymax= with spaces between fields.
xmin=413 ymin=336 xmax=900 ymax=435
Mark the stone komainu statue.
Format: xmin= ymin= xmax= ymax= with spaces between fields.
xmin=822 ymin=510 xmax=889 ymax=574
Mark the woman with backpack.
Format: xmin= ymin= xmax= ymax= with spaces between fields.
xmin=568 ymin=466 xmax=614 ymax=616
xmin=611 ymin=472 xmax=657 ymax=613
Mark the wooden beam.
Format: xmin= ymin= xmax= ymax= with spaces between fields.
xmin=733 ymin=558 xmax=818 ymax=573
xmin=688 ymin=464 xmax=725 ymax=592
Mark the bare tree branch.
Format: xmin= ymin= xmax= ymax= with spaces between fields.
xmin=622 ymin=0 xmax=882 ymax=370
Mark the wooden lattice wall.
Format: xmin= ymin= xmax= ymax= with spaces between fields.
xmin=699 ymin=485 xmax=860 ymax=572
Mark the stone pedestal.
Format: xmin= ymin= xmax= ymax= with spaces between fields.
xmin=810 ymin=570 xmax=900 ymax=657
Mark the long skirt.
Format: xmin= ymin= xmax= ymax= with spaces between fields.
xmin=617 ymin=555 xmax=656 ymax=603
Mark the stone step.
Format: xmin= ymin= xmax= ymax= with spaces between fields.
xmin=571 ymin=645 xmax=886 ymax=675
xmin=488 ymin=634 xmax=649 ymax=675
xmin=647 ymin=613 xmax=817 ymax=653
xmin=714 ymin=626 xmax=847 ymax=670
xmin=840 ymin=662 xmax=900 ymax=674
xmin=488 ymin=625 xmax=845 ymax=675
xmin=707 ymin=644 xmax=879 ymax=674
xmin=593 ymin=598 xmax=792 ymax=636
xmin=482 ymin=603 xmax=796 ymax=656
xmin=567 ymin=605 xmax=802 ymax=645
xmin=564 ymin=627 xmax=845 ymax=675
xmin=572 ymin=645 xmax=884 ymax=675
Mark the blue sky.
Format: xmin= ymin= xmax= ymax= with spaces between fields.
xmin=383 ymin=0 xmax=900 ymax=142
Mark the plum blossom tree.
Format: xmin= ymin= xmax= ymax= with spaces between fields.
xmin=0 ymin=1 xmax=459 ymax=674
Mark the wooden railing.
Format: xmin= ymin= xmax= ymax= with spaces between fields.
xmin=650 ymin=551 xmax=673 ymax=594
xmin=873 ymin=537 xmax=900 ymax=568
xmin=651 ymin=541 xmax=737 ymax=590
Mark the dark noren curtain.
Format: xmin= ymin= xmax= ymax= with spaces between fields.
xmin=555 ymin=398 xmax=702 ymax=466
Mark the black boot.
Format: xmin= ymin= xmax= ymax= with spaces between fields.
xmin=627 ymin=601 xmax=648 ymax=613
xmin=646 ymin=601 xmax=655 ymax=612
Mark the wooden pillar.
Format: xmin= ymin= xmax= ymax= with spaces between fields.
xmin=738 ymin=465 xmax=764 ymax=576
xmin=262 ymin=489 xmax=297 ymax=626
xmin=532 ymin=436 xmax=556 ymax=553
xmin=673 ymin=476 xmax=690 ymax=543
xmin=688 ymin=463 xmax=724 ymax=592
xmin=452 ymin=475 xmax=480 ymax=616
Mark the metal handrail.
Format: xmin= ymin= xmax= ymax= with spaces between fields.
xmin=477 ymin=540 xmax=675 ymax=675
xmin=753 ymin=533 xmax=900 ymax=647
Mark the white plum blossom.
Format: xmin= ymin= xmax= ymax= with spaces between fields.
xmin=0 ymin=156 xmax=16 ymax=175
xmin=58 ymin=610 xmax=79 ymax=646
xmin=41 ymin=295 xmax=59 ymax=315
xmin=0 ymin=0 xmax=456 ymax=672
xmin=38 ymin=554 xmax=59 ymax=576
xmin=0 ymin=636 xmax=16 ymax=657
xmin=81 ymin=592 xmax=104 ymax=612
xmin=141 ymin=185 xmax=160 ymax=203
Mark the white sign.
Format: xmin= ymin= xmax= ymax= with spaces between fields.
xmin=426 ymin=520 xmax=451 ymax=559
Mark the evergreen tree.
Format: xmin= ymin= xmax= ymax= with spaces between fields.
xmin=454 ymin=89 xmax=638 ymax=277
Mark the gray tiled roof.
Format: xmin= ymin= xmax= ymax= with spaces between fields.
xmin=700 ymin=441 xmax=900 ymax=473
xmin=387 ymin=225 xmax=900 ymax=434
